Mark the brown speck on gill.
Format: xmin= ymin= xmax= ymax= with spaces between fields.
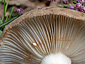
xmin=0 ymin=6 xmax=85 ymax=64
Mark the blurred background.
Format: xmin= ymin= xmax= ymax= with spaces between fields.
xmin=0 ymin=0 xmax=71 ymax=18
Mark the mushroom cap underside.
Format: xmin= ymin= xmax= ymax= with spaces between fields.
xmin=0 ymin=6 xmax=85 ymax=64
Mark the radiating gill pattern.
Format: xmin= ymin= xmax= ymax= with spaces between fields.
xmin=0 ymin=14 xmax=85 ymax=64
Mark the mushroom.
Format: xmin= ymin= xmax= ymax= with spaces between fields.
xmin=0 ymin=6 xmax=85 ymax=64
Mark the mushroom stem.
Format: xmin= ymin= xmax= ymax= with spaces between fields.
xmin=41 ymin=53 xmax=71 ymax=64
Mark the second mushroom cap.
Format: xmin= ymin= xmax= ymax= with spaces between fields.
xmin=0 ymin=6 xmax=85 ymax=64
